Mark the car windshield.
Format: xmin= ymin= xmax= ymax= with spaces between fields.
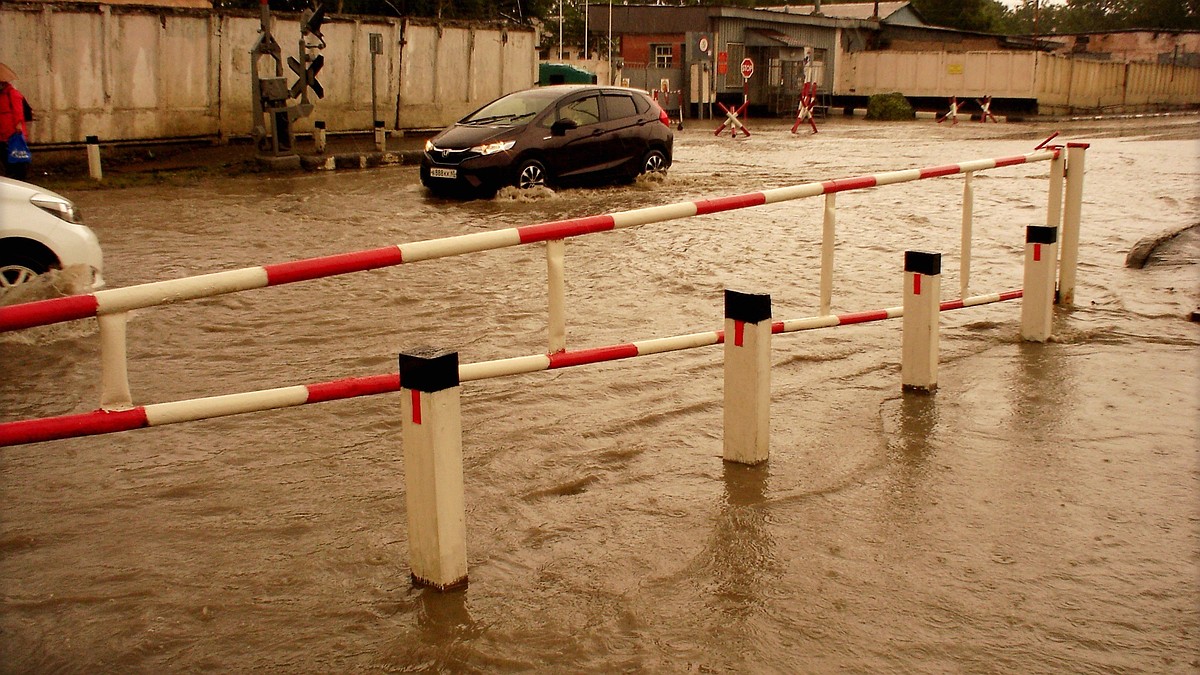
xmin=460 ymin=89 xmax=564 ymax=126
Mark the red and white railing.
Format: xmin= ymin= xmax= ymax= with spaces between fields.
xmin=0 ymin=143 xmax=1087 ymax=442
xmin=0 ymin=289 xmax=1025 ymax=448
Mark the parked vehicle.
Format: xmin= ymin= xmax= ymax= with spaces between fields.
xmin=0 ymin=177 xmax=104 ymax=289
xmin=420 ymin=85 xmax=674 ymax=197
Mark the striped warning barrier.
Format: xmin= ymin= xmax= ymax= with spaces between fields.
xmin=0 ymin=151 xmax=1058 ymax=335
xmin=0 ymin=290 xmax=1022 ymax=448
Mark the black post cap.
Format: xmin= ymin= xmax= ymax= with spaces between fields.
xmin=904 ymin=251 xmax=941 ymax=276
xmin=725 ymin=289 xmax=771 ymax=324
xmin=314 ymin=120 xmax=326 ymax=129
xmin=86 ymin=135 xmax=99 ymax=144
xmin=399 ymin=348 xmax=459 ymax=393
xmin=1026 ymin=225 xmax=1058 ymax=244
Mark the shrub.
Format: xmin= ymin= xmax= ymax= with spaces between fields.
xmin=866 ymin=92 xmax=915 ymax=120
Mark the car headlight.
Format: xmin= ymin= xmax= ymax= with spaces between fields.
xmin=31 ymin=194 xmax=82 ymax=224
xmin=425 ymin=139 xmax=434 ymax=152
xmin=470 ymin=140 xmax=515 ymax=156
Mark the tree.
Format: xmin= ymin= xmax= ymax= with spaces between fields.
xmin=910 ymin=0 xmax=1009 ymax=32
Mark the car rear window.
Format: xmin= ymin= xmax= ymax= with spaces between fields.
xmin=603 ymin=93 xmax=639 ymax=121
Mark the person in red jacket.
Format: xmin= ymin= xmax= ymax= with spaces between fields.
xmin=0 ymin=62 xmax=34 ymax=180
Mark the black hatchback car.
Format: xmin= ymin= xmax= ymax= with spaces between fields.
xmin=420 ymin=85 xmax=674 ymax=196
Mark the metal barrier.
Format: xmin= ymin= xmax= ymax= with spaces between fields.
xmin=0 ymin=287 xmax=1024 ymax=448
xmin=0 ymin=142 xmax=1087 ymax=414
xmin=2 ymin=143 xmax=1087 ymax=589
xmin=0 ymin=143 xmax=1086 ymax=398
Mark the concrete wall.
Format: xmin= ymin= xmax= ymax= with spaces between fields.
xmin=838 ymin=50 xmax=1200 ymax=114
xmin=0 ymin=3 xmax=537 ymax=144
xmin=1053 ymin=31 xmax=1200 ymax=67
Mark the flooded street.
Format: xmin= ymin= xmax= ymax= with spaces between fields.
xmin=2 ymin=115 xmax=1198 ymax=672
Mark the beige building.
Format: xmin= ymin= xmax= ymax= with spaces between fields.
xmin=1050 ymin=30 xmax=1200 ymax=67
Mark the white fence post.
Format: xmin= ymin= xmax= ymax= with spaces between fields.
xmin=546 ymin=239 xmax=566 ymax=353
xmin=98 ymin=312 xmax=132 ymax=409
xmin=1046 ymin=147 xmax=1065 ymax=229
xmin=820 ymin=193 xmax=836 ymax=315
xmin=399 ymin=348 xmax=468 ymax=591
xmin=1059 ymin=143 xmax=1088 ymax=307
xmin=374 ymin=120 xmax=387 ymax=151
xmin=86 ymin=135 xmax=103 ymax=181
xmin=723 ymin=289 xmax=772 ymax=465
xmin=902 ymin=251 xmax=941 ymax=392
xmin=1022 ymin=226 xmax=1059 ymax=343
xmin=313 ymin=120 xmax=327 ymax=154
xmin=960 ymin=172 xmax=974 ymax=299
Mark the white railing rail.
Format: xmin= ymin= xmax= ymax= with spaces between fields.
xmin=0 ymin=143 xmax=1086 ymax=419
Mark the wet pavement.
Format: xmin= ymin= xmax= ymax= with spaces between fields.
xmin=2 ymin=114 xmax=1198 ymax=673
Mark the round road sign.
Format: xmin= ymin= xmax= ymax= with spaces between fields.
xmin=740 ymin=57 xmax=754 ymax=80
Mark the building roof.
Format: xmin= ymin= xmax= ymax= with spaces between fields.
xmin=763 ymin=2 xmax=916 ymax=22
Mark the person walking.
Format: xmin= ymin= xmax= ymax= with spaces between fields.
xmin=0 ymin=62 xmax=34 ymax=180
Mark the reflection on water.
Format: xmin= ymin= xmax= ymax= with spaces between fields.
xmin=705 ymin=462 xmax=776 ymax=617
xmin=1 ymin=117 xmax=1198 ymax=672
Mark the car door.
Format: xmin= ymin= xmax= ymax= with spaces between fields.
xmin=601 ymin=91 xmax=652 ymax=170
xmin=542 ymin=92 xmax=612 ymax=180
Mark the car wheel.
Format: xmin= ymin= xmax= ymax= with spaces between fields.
xmin=516 ymin=159 xmax=548 ymax=190
xmin=641 ymin=149 xmax=669 ymax=175
xmin=0 ymin=253 xmax=54 ymax=288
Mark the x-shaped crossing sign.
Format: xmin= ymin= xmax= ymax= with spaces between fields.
xmin=288 ymin=54 xmax=325 ymax=100
xmin=714 ymin=101 xmax=750 ymax=138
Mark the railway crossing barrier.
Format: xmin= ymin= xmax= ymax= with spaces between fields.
xmin=714 ymin=100 xmax=750 ymax=137
xmin=1 ymin=142 xmax=1089 ymax=590
xmin=938 ymin=97 xmax=961 ymax=125
xmin=976 ymin=96 xmax=999 ymax=123
xmin=790 ymin=82 xmax=819 ymax=135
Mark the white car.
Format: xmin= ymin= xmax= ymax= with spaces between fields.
xmin=0 ymin=177 xmax=104 ymax=289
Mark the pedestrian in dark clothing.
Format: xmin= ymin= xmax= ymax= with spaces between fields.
xmin=1 ymin=62 xmax=34 ymax=180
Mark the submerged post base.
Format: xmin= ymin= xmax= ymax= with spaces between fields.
xmin=412 ymin=573 xmax=468 ymax=592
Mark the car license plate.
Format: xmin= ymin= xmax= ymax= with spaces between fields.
xmin=430 ymin=167 xmax=457 ymax=179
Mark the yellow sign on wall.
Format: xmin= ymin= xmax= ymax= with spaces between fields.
xmin=948 ymin=63 xmax=964 ymax=75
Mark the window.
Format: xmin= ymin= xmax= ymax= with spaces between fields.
xmin=556 ymin=95 xmax=601 ymax=126
xmin=602 ymin=93 xmax=638 ymax=121
xmin=652 ymin=44 xmax=673 ymax=68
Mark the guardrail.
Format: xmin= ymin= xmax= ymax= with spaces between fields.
xmin=0 ymin=143 xmax=1086 ymax=414
xmin=0 ymin=287 xmax=1024 ymax=448
xmin=2 ymin=142 xmax=1087 ymax=590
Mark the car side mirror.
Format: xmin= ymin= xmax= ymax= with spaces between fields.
xmin=551 ymin=118 xmax=578 ymax=136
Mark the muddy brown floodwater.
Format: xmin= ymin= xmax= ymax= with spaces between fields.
xmin=2 ymin=115 xmax=1198 ymax=673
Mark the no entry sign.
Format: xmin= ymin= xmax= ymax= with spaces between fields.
xmin=740 ymin=57 xmax=754 ymax=80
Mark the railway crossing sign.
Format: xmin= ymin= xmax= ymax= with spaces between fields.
xmin=740 ymin=57 xmax=754 ymax=80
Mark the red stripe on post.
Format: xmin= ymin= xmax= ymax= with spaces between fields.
xmin=264 ymin=247 xmax=404 ymax=286
xmin=694 ymin=193 xmax=766 ymax=216
xmin=306 ymin=373 xmax=401 ymax=404
xmin=838 ymin=310 xmax=890 ymax=325
xmin=913 ymin=274 xmax=922 ymax=296
xmin=518 ymin=215 xmax=616 ymax=243
xmin=411 ymin=389 xmax=422 ymax=424
xmin=0 ymin=294 xmax=100 ymax=332
xmin=919 ymin=164 xmax=962 ymax=179
xmin=1034 ymin=244 xmax=1042 ymax=262
xmin=734 ymin=320 xmax=745 ymax=346
xmin=0 ymin=407 xmax=149 ymax=447
xmin=822 ymin=176 xmax=877 ymax=193
xmin=547 ymin=343 xmax=639 ymax=369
